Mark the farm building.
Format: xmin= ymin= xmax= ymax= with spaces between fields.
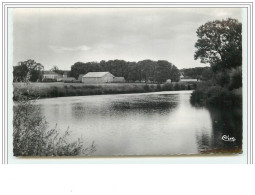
xmin=42 ymin=71 xmax=62 ymax=81
xmin=113 ymin=77 xmax=125 ymax=83
xmin=82 ymin=72 xmax=114 ymax=84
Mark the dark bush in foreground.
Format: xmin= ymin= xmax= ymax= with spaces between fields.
xmin=13 ymin=78 xmax=96 ymax=156
xmin=190 ymin=82 xmax=242 ymax=107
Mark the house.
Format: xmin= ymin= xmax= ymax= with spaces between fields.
xmin=179 ymin=72 xmax=199 ymax=82
xmin=82 ymin=72 xmax=114 ymax=84
xmin=113 ymin=77 xmax=125 ymax=83
xmin=42 ymin=71 xmax=62 ymax=81
xmin=180 ymin=72 xmax=185 ymax=79
xmin=63 ymin=72 xmax=68 ymax=79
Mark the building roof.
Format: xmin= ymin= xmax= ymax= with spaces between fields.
xmin=83 ymin=72 xmax=112 ymax=78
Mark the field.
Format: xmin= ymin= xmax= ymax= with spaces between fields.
xmin=13 ymin=82 xmax=196 ymax=99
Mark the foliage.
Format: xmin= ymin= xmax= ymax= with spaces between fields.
xmin=180 ymin=67 xmax=208 ymax=79
xmin=214 ymin=71 xmax=230 ymax=87
xmin=201 ymin=67 xmax=214 ymax=81
xmin=228 ymin=67 xmax=242 ymax=90
xmin=13 ymin=74 xmax=96 ymax=156
xmin=70 ymin=59 xmax=180 ymax=83
xmin=194 ymin=18 xmax=242 ymax=72
xmin=192 ymin=18 xmax=242 ymax=107
xmin=13 ymin=59 xmax=44 ymax=82
xmin=190 ymin=82 xmax=241 ymax=107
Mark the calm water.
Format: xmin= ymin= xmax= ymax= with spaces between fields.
xmin=36 ymin=91 xmax=242 ymax=156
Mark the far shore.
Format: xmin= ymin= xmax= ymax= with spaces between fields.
xmin=13 ymin=81 xmax=198 ymax=100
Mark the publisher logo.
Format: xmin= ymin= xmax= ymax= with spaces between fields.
xmin=222 ymin=135 xmax=236 ymax=142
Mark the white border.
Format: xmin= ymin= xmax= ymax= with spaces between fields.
xmin=2 ymin=2 xmax=252 ymax=164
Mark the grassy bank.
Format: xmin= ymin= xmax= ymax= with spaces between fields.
xmin=13 ymin=82 xmax=197 ymax=100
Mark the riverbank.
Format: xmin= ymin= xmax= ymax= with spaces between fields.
xmin=190 ymin=82 xmax=242 ymax=107
xmin=13 ymin=82 xmax=197 ymax=100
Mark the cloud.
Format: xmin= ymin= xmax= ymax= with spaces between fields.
xmin=49 ymin=45 xmax=91 ymax=53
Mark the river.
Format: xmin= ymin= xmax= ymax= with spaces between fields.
xmin=36 ymin=91 xmax=242 ymax=156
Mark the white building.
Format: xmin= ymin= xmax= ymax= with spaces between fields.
xmin=82 ymin=72 xmax=114 ymax=84
xmin=42 ymin=71 xmax=62 ymax=81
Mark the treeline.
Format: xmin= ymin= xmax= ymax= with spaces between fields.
xmin=70 ymin=59 xmax=180 ymax=83
xmin=180 ymin=67 xmax=213 ymax=81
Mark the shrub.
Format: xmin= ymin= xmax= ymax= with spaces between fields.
xmin=156 ymin=84 xmax=161 ymax=91
xmin=214 ymin=72 xmax=230 ymax=87
xmin=190 ymin=82 xmax=240 ymax=107
xmin=13 ymin=75 xmax=96 ymax=156
xmin=174 ymin=83 xmax=180 ymax=91
xmin=162 ymin=83 xmax=174 ymax=91
xmin=229 ymin=67 xmax=242 ymax=90
xmin=143 ymin=85 xmax=150 ymax=92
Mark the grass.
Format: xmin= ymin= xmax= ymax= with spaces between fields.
xmin=13 ymin=82 xmax=196 ymax=99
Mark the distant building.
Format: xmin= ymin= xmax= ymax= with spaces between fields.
xmin=63 ymin=72 xmax=68 ymax=78
xmin=179 ymin=78 xmax=198 ymax=82
xmin=82 ymin=72 xmax=114 ymax=84
xmin=166 ymin=79 xmax=172 ymax=83
xmin=179 ymin=72 xmax=199 ymax=82
xmin=42 ymin=71 xmax=62 ymax=81
xmin=113 ymin=77 xmax=125 ymax=83
xmin=180 ymin=72 xmax=185 ymax=79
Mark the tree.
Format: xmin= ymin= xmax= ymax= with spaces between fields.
xmin=169 ymin=65 xmax=180 ymax=82
xmin=138 ymin=60 xmax=156 ymax=83
xmin=155 ymin=61 xmax=171 ymax=83
xmin=13 ymin=59 xmax=44 ymax=82
xmin=13 ymin=63 xmax=29 ymax=82
xmin=201 ymin=67 xmax=214 ymax=81
xmin=194 ymin=18 xmax=242 ymax=72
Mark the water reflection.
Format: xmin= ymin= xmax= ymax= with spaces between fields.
xmin=36 ymin=91 xmax=242 ymax=156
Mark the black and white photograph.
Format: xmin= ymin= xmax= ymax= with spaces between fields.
xmin=12 ymin=7 xmax=243 ymax=157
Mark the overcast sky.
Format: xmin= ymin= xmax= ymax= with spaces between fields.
xmin=12 ymin=8 xmax=242 ymax=70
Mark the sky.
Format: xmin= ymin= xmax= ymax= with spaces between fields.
xmin=12 ymin=8 xmax=242 ymax=70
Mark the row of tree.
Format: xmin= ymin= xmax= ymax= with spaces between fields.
xmin=180 ymin=67 xmax=214 ymax=81
xmin=70 ymin=60 xmax=180 ymax=83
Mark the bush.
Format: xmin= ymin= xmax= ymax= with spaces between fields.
xmin=156 ymin=84 xmax=161 ymax=91
xmin=162 ymin=83 xmax=174 ymax=91
xmin=143 ymin=84 xmax=150 ymax=92
xmin=214 ymin=72 xmax=230 ymax=87
xmin=190 ymin=82 xmax=240 ymax=107
xmin=229 ymin=67 xmax=242 ymax=90
xmin=174 ymin=83 xmax=180 ymax=91
xmin=13 ymin=75 xmax=96 ymax=156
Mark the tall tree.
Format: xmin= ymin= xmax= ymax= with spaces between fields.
xmin=13 ymin=59 xmax=44 ymax=82
xmin=194 ymin=18 xmax=242 ymax=72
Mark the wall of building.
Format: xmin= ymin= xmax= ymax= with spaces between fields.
xmin=82 ymin=73 xmax=114 ymax=84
